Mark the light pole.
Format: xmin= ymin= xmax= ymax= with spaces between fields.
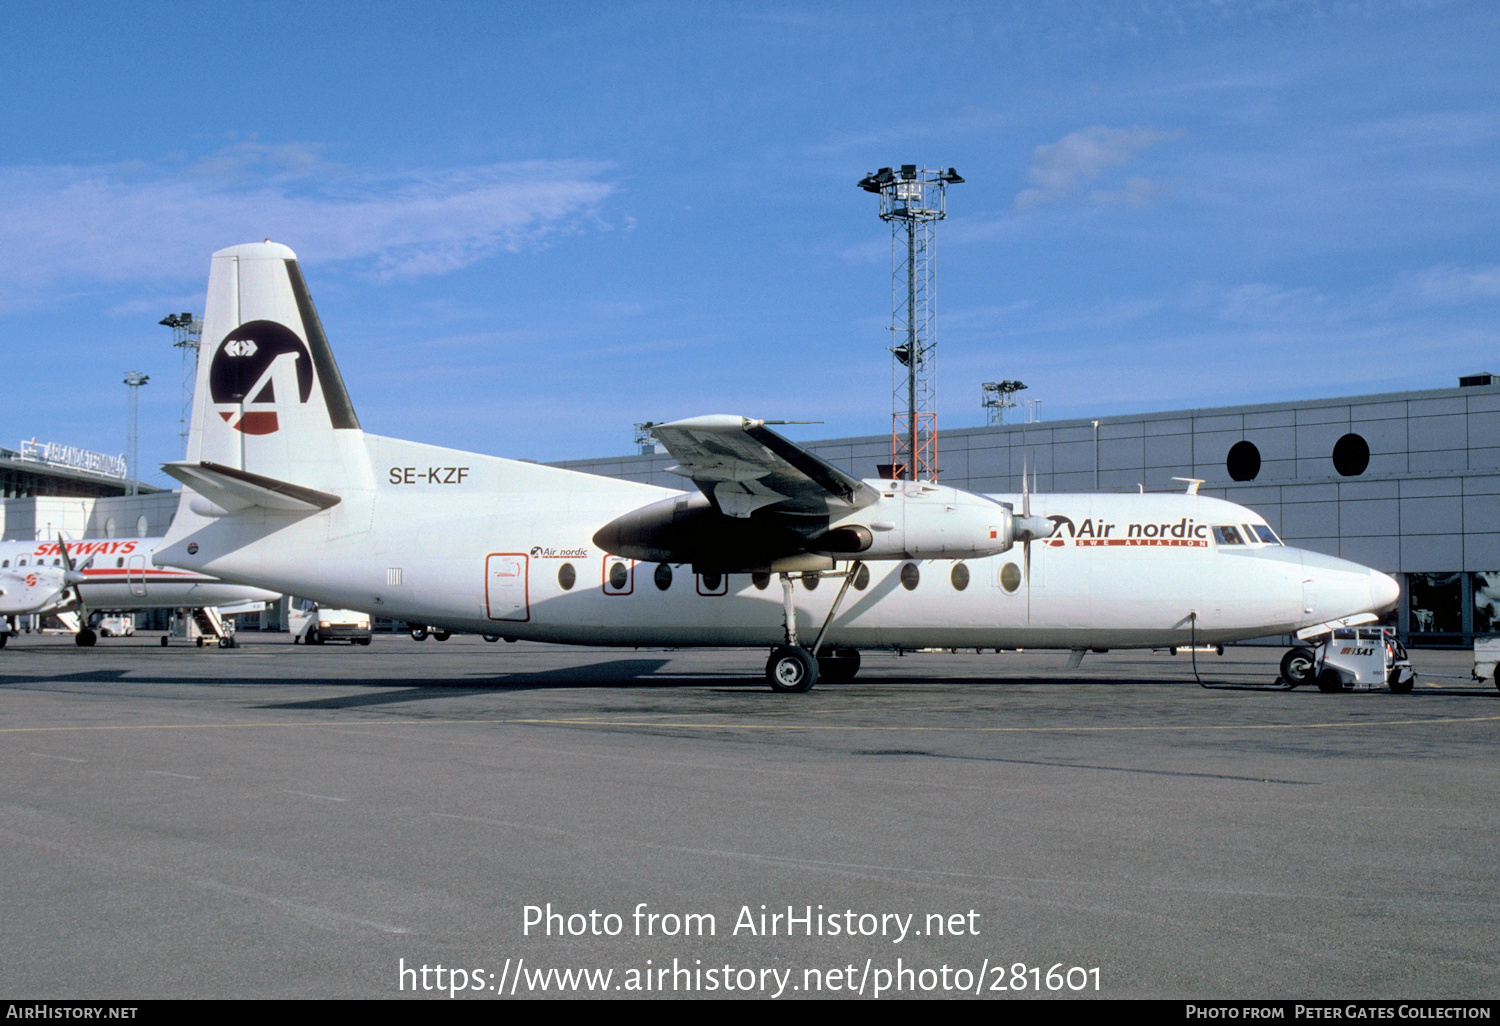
xmin=124 ymin=371 xmax=149 ymax=496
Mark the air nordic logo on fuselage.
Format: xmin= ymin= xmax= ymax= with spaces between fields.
xmin=209 ymin=320 xmax=314 ymax=435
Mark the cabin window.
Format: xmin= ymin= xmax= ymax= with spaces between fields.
xmin=900 ymin=562 xmax=920 ymax=591
xmin=751 ymin=571 xmax=770 ymax=590
xmin=557 ymin=563 xmax=576 ymax=590
xmin=654 ymin=563 xmax=673 ymax=591
xmin=1212 ymin=526 xmax=1245 ymax=545
xmin=117 ymin=557 xmax=125 ymax=568
xmin=1251 ymin=525 xmax=1281 ymax=545
xmin=18 ymin=559 xmax=26 ymax=566
xmin=1 ymin=560 xmax=7 ymax=568
xmin=608 ymin=562 xmax=629 ymax=591
xmin=852 ymin=564 xmax=869 ymax=590
xmin=999 ymin=562 xmax=1021 ymax=593
xmin=950 ymin=563 xmax=970 ymax=590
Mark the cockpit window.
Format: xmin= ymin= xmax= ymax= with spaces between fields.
xmin=1251 ymin=524 xmax=1281 ymax=545
xmin=1212 ymin=526 xmax=1245 ymax=545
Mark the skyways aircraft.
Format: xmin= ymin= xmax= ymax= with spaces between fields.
xmin=155 ymin=242 xmax=1400 ymax=691
xmin=0 ymin=536 xmax=278 ymax=647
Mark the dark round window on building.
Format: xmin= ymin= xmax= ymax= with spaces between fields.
xmin=654 ymin=563 xmax=673 ymax=590
xmin=557 ymin=563 xmax=576 ymax=590
xmin=1226 ymin=440 xmax=1261 ymax=482
xmin=852 ymin=564 xmax=870 ymax=590
xmin=950 ymin=563 xmax=970 ymax=591
xmin=900 ymin=562 xmax=920 ymax=591
xmin=752 ymin=571 xmax=770 ymax=590
xmin=608 ymin=562 xmax=628 ymax=590
xmin=1332 ymin=433 xmax=1370 ymax=477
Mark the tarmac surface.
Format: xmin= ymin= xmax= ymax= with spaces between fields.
xmin=0 ymin=632 xmax=1496 ymax=1000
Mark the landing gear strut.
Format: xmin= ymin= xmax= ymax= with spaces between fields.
xmin=762 ymin=562 xmax=863 ymax=693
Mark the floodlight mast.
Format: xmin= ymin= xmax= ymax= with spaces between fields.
xmin=857 ymin=165 xmax=962 ymax=481
xmin=159 ymin=312 xmax=202 ymax=456
xmin=123 ymin=371 xmax=149 ymax=496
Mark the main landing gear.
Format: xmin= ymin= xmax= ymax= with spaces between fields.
xmin=764 ymin=562 xmax=863 ymax=693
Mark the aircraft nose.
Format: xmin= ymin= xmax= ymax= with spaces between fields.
xmin=1371 ymin=569 xmax=1400 ymax=613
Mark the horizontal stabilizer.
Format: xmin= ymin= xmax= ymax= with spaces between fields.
xmin=163 ymin=460 xmax=341 ymax=515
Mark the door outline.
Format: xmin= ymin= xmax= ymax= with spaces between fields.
xmin=127 ymin=555 xmax=147 ymax=597
xmin=485 ymin=552 xmax=530 ymax=622
xmin=602 ymin=555 xmax=634 ymax=595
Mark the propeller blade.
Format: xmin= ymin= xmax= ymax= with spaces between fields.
xmin=54 ymin=535 xmax=89 ymax=628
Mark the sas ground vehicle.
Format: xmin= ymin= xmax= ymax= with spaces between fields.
xmin=290 ymin=599 xmax=372 ymax=645
xmin=1278 ymin=625 xmax=1415 ymax=693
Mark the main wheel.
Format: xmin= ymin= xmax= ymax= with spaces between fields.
xmin=307 ymin=630 xmax=323 ymax=645
xmin=817 ymin=648 xmax=861 ymax=683
xmin=1388 ymin=673 xmax=1414 ymax=694
xmin=409 ymin=626 xmax=429 ymax=641
xmin=75 ymin=628 xmax=97 ymax=648
xmin=766 ymin=645 xmax=818 ymax=693
xmin=356 ymin=637 xmax=371 ymax=646
xmin=432 ymin=630 xmax=451 ymax=641
xmin=0 ymin=633 xmax=8 ymax=648
xmin=1279 ymin=648 xmax=1316 ymax=688
xmin=159 ymin=635 xmax=168 ymax=647
xmin=1316 ymin=668 xmax=1344 ymax=693
xmin=218 ymin=636 xmax=232 ymax=649
xmin=482 ymin=634 xmax=500 ymax=643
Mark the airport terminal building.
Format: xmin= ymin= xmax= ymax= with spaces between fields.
xmin=556 ymin=376 xmax=1500 ymax=648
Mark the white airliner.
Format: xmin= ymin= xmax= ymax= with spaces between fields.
xmin=0 ymin=536 xmax=278 ymax=647
xmin=154 ymin=242 xmax=1399 ymax=691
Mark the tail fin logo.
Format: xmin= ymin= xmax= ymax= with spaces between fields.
xmin=208 ymin=320 xmax=315 ymax=435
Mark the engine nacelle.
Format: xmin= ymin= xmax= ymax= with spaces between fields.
xmin=0 ymin=567 xmax=70 ymax=615
xmin=811 ymin=483 xmax=1032 ymax=560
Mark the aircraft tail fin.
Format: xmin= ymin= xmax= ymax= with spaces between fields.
xmin=186 ymin=242 xmax=363 ymax=491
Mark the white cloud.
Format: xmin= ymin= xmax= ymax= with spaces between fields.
xmin=0 ymin=146 xmax=616 ymax=311
xmin=1013 ymin=126 xmax=1180 ymax=210
xmin=1390 ymin=263 xmax=1500 ymax=306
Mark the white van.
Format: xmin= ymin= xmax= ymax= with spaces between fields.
xmin=288 ymin=599 xmax=372 ymax=645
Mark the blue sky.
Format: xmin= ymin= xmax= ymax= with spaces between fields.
xmin=2 ymin=1 xmax=1497 ymax=484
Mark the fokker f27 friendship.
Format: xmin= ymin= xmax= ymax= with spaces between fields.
xmin=155 ymin=243 xmax=1399 ymax=691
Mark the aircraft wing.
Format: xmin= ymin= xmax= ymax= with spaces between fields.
xmin=649 ymin=416 xmax=879 ymax=518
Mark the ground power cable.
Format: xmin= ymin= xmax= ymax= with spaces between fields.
xmin=1188 ymin=611 xmax=1294 ymax=692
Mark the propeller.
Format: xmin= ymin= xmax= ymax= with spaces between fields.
xmin=53 ymin=534 xmax=96 ymax=644
xmin=1012 ymin=458 xmax=1057 ymax=622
